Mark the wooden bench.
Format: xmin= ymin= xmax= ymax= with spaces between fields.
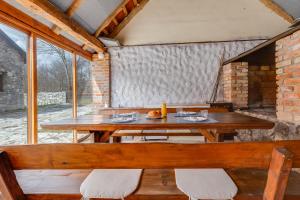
xmin=1 ymin=141 xmax=300 ymax=200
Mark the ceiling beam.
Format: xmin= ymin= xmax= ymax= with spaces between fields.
xmin=109 ymin=0 xmax=149 ymax=38
xmin=14 ymin=0 xmax=105 ymax=52
xmin=94 ymin=0 xmax=130 ymax=38
xmin=0 ymin=0 xmax=92 ymax=60
xmin=260 ymin=0 xmax=294 ymax=24
xmin=52 ymin=0 xmax=84 ymax=34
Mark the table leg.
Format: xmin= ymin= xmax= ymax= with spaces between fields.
xmin=92 ymin=131 xmax=113 ymax=143
xmin=198 ymin=129 xmax=216 ymax=142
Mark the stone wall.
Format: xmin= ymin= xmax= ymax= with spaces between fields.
xmin=24 ymin=92 xmax=66 ymax=106
xmin=91 ymin=53 xmax=110 ymax=107
xmin=0 ymin=33 xmax=26 ymax=112
xmin=223 ymin=62 xmax=248 ymax=108
xmin=108 ymin=40 xmax=263 ymax=107
xmin=276 ymin=30 xmax=300 ymax=124
xmin=248 ymin=65 xmax=276 ymax=107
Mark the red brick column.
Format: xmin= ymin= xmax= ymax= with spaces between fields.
xmin=223 ymin=62 xmax=248 ymax=108
xmin=91 ymin=53 xmax=110 ymax=107
xmin=276 ymin=30 xmax=300 ymax=123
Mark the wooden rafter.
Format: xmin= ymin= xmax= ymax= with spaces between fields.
xmin=260 ymin=0 xmax=294 ymax=24
xmin=14 ymin=0 xmax=105 ymax=52
xmin=109 ymin=0 xmax=149 ymax=38
xmin=94 ymin=0 xmax=149 ymax=38
xmin=0 ymin=0 xmax=92 ymax=60
xmin=52 ymin=0 xmax=84 ymax=34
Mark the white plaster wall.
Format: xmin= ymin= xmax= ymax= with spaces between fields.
xmin=109 ymin=41 xmax=263 ymax=107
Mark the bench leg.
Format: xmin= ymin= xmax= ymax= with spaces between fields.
xmin=0 ymin=151 xmax=25 ymax=200
xmin=263 ymin=148 xmax=293 ymax=200
xmin=93 ymin=131 xmax=112 ymax=143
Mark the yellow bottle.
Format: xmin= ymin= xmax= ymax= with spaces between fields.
xmin=161 ymin=102 xmax=167 ymax=118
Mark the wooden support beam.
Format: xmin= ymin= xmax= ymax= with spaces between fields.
xmin=123 ymin=6 xmax=128 ymax=16
xmin=0 ymin=0 xmax=92 ymax=60
xmin=133 ymin=0 xmax=138 ymax=6
xmin=52 ymin=0 xmax=84 ymax=35
xmin=263 ymin=148 xmax=293 ymax=200
xmin=109 ymin=0 xmax=149 ymax=38
xmin=94 ymin=0 xmax=131 ymax=37
xmin=0 ymin=151 xmax=25 ymax=200
xmin=14 ymin=0 xmax=105 ymax=52
xmin=72 ymin=53 xmax=78 ymax=143
xmin=260 ymin=0 xmax=294 ymax=24
xmin=27 ymin=33 xmax=38 ymax=144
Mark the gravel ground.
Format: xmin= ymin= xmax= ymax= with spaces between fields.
xmin=0 ymin=104 xmax=93 ymax=145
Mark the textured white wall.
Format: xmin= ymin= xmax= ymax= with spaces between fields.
xmin=109 ymin=41 xmax=263 ymax=107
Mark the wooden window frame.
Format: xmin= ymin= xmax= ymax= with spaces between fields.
xmin=0 ymin=14 xmax=84 ymax=144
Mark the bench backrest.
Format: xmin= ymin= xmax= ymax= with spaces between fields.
xmin=0 ymin=141 xmax=299 ymax=200
xmin=98 ymin=107 xmax=229 ymax=115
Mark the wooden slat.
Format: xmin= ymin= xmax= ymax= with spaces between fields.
xmin=0 ymin=152 xmax=25 ymax=200
xmin=109 ymin=0 xmax=149 ymax=38
xmin=198 ymin=129 xmax=215 ymax=142
xmin=263 ymin=148 xmax=293 ymax=200
xmin=94 ymin=0 xmax=130 ymax=37
xmin=260 ymin=0 xmax=294 ymax=23
xmin=72 ymin=53 xmax=78 ymax=143
xmin=0 ymin=1 xmax=92 ymax=60
xmin=1 ymin=141 xmax=300 ymax=169
xmin=14 ymin=0 xmax=105 ymax=52
xmin=52 ymin=0 xmax=85 ymax=34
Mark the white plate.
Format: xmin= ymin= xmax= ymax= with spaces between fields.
xmin=182 ymin=116 xmax=207 ymax=122
xmin=111 ymin=117 xmax=136 ymax=123
xmin=178 ymin=112 xmax=197 ymax=115
xmin=114 ymin=112 xmax=136 ymax=117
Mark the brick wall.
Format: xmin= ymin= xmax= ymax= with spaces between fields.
xmin=248 ymin=65 xmax=276 ymax=107
xmin=223 ymin=62 xmax=248 ymax=108
xmin=91 ymin=53 xmax=110 ymax=107
xmin=276 ymin=30 xmax=300 ymax=124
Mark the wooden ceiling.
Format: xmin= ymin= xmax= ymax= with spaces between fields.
xmin=4 ymin=0 xmax=298 ymax=53
xmin=11 ymin=0 xmax=149 ymax=53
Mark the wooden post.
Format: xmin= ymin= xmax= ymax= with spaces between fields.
xmin=27 ymin=33 xmax=38 ymax=144
xmin=72 ymin=53 xmax=78 ymax=143
xmin=0 ymin=151 xmax=25 ymax=200
xmin=263 ymin=147 xmax=293 ymax=200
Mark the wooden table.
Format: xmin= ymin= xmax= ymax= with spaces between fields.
xmin=41 ymin=112 xmax=274 ymax=143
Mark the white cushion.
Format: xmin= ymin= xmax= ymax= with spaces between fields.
xmin=166 ymin=129 xmax=192 ymax=133
xmin=175 ymin=169 xmax=238 ymax=199
xmin=114 ymin=130 xmax=142 ymax=134
xmin=80 ymin=169 xmax=142 ymax=199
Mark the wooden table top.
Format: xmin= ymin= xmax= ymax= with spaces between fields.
xmin=41 ymin=112 xmax=274 ymax=131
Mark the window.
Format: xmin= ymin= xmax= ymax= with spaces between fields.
xmin=37 ymin=38 xmax=73 ymax=143
xmin=77 ymin=56 xmax=93 ymax=116
xmin=0 ymin=23 xmax=28 ymax=145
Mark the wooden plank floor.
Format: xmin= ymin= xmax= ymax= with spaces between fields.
xmin=15 ymin=169 xmax=300 ymax=200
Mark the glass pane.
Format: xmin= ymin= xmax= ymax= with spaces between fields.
xmin=77 ymin=56 xmax=94 ymax=116
xmin=0 ymin=23 xmax=28 ymax=145
xmin=37 ymin=39 xmax=73 ymax=143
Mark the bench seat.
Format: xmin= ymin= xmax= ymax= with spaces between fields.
xmin=16 ymin=169 xmax=300 ymax=200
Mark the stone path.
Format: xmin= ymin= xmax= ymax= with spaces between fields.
xmin=0 ymin=105 xmax=93 ymax=145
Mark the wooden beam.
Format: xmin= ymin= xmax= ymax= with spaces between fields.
xmin=14 ymin=0 xmax=105 ymax=52
xmin=260 ymin=0 xmax=294 ymax=24
xmin=94 ymin=0 xmax=130 ymax=38
xmin=27 ymin=33 xmax=38 ymax=144
xmin=263 ymin=148 xmax=293 ymax=200
xmin=0 ymin=0 xmax=92 ymax=60
xmin=72 ymin=53 xmax=78 ymax=143
xmin=133 ymin=0 xmax=138 ymax=6
xmin=1 ymin=141 xmax=300 ymax=169
xmin=223 ymin=25 xmax=300 ymax=65
xmin=0 ymin=151 xmax=25 ymax=200
xmin=52 ymin=0 xmax=84 ymax=34
xmin=109 ymin=0 xmax=149 ymax=38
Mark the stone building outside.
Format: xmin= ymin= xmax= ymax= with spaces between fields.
xmin=0 ymin=29 xmax=26 ymax=112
